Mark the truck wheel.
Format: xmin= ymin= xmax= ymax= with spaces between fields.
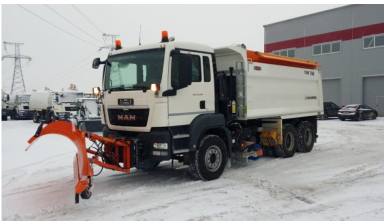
xmin=296 ymin=121 xmax=315 ymax=153
xmin=189 ymin=135 xmax=227 ymax=180
xmin=48 ymin=112 xmax=56 ymax=123
xmin=274 ymin=124 xmax=297 ymax=158
xmin=32 ymin=111 xmax=40 ymax=123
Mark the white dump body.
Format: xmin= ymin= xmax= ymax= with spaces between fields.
xmin=29 ymin=91 xmax=53 ymax=110
xmin=214 ymin=46 xmax=323 ymax=120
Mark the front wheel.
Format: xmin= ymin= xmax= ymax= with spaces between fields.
xmin=322 ymin=113 xmax=328 ymax=120
xmin=189 ymin=135 xmax=227 ymax=181
xmin=372 ymin=113 xmax=377 ymax=120
xmin=357 ymin=113 xmax=363 ymax=121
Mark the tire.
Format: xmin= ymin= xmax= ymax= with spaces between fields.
xmin=357 ymin=113 xmax=363 ymax=121
xmin=189 ymin=135 xmax=227 ymax=180
xmin=48 ymin=111 xmax=56 ymax=123
xmin=274 ymin=124 xmax=297 ymax=158
xmin=339 ymin=117 xmax=345 ymax=121
xmin=322 ymin=113 xmax=328 ymax=120
xmin=296 ymin=121 xmax=315 ymax=153
xmin=80 ymin=185 xmax=92 ymax=199
xmin=372 ymin=113 xmax=377 ymax=120
xmin=2 ymin=115 xmax=7 ymax=121
xmin=32 ymin=111 xmax=40 ymax=123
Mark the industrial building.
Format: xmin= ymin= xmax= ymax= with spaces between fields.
xmin=264 ymin=4 xmax=384 ymax=116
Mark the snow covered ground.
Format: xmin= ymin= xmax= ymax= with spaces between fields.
xmin=2 ymin=118 xmax=384 ymax=221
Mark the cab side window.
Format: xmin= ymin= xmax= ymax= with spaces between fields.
xmin=191 ymin=55 xmax=201 ymax=82
xmin=203 ymin=56 xmax=211 ymax=82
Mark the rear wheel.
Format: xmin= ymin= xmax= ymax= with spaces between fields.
xmin=189 ymin=135 xmax=227 ymax=180
xmin=296 ymin=121 xmax=315 ymax=153
xmin=357 ymin=113 xmax=363 ymax=121
xmin=275 ymin=124 xmax=297 ymax=158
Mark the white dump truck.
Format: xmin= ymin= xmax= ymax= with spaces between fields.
xmin=88 ymin=31 xmax=323 ymax=180
xmin=70 ymin=98 xmax=104 ymax=132
xmin=7 ymin=93 xmax=32 ymax=120
xmin=29 ymin=90 xmax=84 ymax=123
xmin=2 ymin=92 xmax=10 ymax=121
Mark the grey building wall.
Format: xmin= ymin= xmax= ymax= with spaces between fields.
xmin=264 ymin=5 xmax=384 ymax=116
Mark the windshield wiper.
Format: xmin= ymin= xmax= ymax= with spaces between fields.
xmin=133 ymin=85 xmax=150 ymax=92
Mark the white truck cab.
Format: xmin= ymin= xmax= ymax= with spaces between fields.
xmin=7 ymin=93 xmax=32 ymax=120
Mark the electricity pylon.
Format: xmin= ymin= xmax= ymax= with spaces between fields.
xmin=99 ymin=33 xmax=119 ymax=51
xmin=2 ymin=42 xmax=32 ymax=94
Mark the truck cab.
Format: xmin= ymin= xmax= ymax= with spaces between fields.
xmin=7 ymin=93 xmax=32 ymax=120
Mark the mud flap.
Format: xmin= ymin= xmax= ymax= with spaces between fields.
xmin=26 ymin=121 xmax=92 ymax=197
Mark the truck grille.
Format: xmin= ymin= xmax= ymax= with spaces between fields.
xmin=108 ymin=106 xmax=149 ymax=127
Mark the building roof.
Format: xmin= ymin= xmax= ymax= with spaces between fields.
xmin=263 ymin=5 xmax=350 ymax=27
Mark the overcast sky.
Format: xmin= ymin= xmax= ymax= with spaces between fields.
xmin=1 ymin=4 xmax=345 ymax=94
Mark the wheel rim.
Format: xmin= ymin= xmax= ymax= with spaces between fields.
xmin=204 ymin=145 xmax=222 ymax=172
xmin=285 ymin=132 xmax=295 ymax=151
xmin=304 ymin=128 xmax=313 ymax=146
xmin=359 ymin=114 xmax=362 ymax=121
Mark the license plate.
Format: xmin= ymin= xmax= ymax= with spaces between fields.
xmin=118 ymin=98 xmax=134 ymax=106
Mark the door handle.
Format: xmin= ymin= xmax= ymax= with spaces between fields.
xmin=200 ymin=100 xmax=205 ymax=109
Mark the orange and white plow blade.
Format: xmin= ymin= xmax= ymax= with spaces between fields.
xmin=26 ymin=121 xmax=92 ymax=197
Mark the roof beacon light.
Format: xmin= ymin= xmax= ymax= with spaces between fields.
xmin=161 ymin=31 xmax=169 ymax=43
xmin=115 ymin=40 xmax=122 ymax=50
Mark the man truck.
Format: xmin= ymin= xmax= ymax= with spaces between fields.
xmin=7 ymin=93 xmax=32 ymax=120
xmin=29 ymin=90 xmax=84 ymax=123
xmin=27 ymin=31 xmax=323 ymax=202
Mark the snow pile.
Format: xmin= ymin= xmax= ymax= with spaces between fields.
xmin=2 ymin=118 xmax=384 ymax=220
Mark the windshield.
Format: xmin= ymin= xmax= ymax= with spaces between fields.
xmin=104 ymin=49 xmax=165 ymax=91
xmin=19 ymin=95 xmax=30 ymax=103
xmin=60 ymin=92 xmax=84 ymax=103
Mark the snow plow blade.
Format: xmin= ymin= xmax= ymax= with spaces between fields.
xmin=26 ymin=121 xmax=132 ymax=203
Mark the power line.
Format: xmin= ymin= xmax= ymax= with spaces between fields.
xmin=27 ymin=50 xmax=101 ymax=87
xmin=71 ymin=5 xmax=104 ymax=34
xmin=17 ymin=4 xmax=100 ymax=48
xmin=44 ymin=5 xmax=105 ymax=45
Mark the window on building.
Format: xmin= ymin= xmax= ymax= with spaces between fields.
xmin=364 ymin=34 xmax=384 ymax=49
xmin=271 ymin=48 xmax=295 ymax=58
xmin=313 ymin=41 xmax=341 ymax=55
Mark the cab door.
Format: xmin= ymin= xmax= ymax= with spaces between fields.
xmin=167 ymin=51 xmax=215 ymax=126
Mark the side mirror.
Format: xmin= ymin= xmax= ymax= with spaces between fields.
xmin=178 ymin=55 xmax=192 ymax=88
xmin=92 ymin=58 xmax=104 ymax=69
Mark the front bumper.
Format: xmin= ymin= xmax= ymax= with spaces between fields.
xmin=103 ymin=127 xmax=172 ymax=169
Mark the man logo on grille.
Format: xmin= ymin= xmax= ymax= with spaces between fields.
xmin=117 ymin=115 xmax=136 ymax=121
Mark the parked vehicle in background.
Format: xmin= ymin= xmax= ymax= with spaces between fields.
xmin=29 ymin=90 xmax=84 ymax=123
xmin=7 ymin=93 xmax=32 ymax=120
xmin=69 ymin=98 xmax=104 ymax=132
xmin=338 ymin=104 xmax=378 ymax=121
xmin=319 ymin=102 xmax=341 ymax=120
xmin=2 ymin=92 xmax=10 ymax=121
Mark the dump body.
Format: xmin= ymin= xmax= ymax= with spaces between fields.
xmin=214 ymin=46 xmax=323 ymax=120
